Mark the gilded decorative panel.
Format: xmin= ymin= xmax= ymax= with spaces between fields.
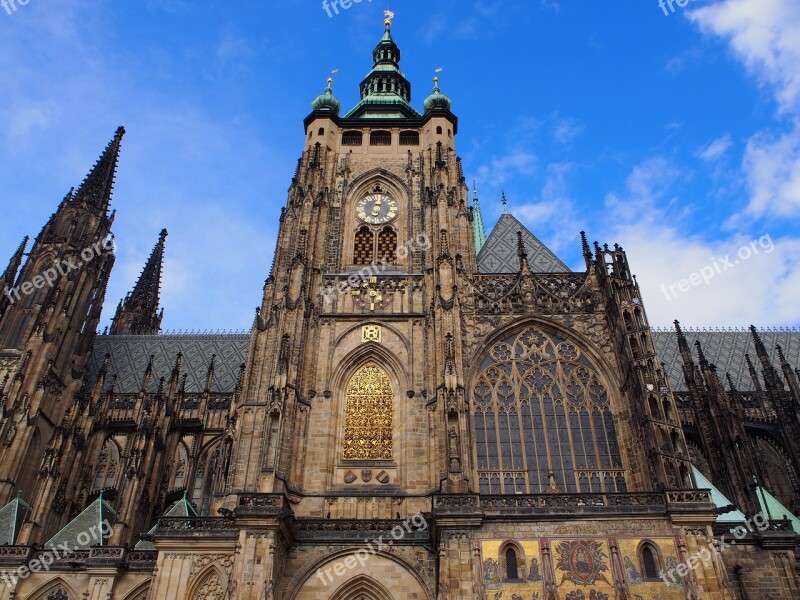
xmin=617 ymin=537 xmax=685 ymax=600
xmin=480 ymin=539 xmax=544 ymax=598
xmin=343 ymin=362 xmax=393 ymax=460
xmin=553 ymin=539 xmax=615 ymax=600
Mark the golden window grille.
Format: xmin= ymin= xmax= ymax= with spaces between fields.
xmin=377 ymin=226 xmax=398 ymax=264
xmin=343 ymin=362 xmax=393 ymax=460
xmin=353 ymin=226 xmax=374 ymax=265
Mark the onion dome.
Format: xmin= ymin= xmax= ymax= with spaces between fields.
xmin=423 ymin=76 xmax=452 ymax=113
xmin=311 ymin=77 xmax=341 ymax=115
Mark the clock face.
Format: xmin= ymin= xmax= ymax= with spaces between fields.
xmin=355 ymin=194 xmax=398 ymax=225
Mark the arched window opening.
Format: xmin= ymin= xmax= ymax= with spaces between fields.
xmin=505 ymin=548 xmax=519 ymax=580
xmin=343 ymin=363 xmax=393 ymax=460
xmin=370 ymin=130 xmax=391 ymax=146
xmin=648 ymin=395 xmax=661 ymax=420
xmin=399 ymin=130 xmax=419 ymax=145
xmin=472 ymin=326 xmax=626 ymax=494
xmin=641 ymin=544 xmax=660 ymax=580
xmin=317 ymin=127 xmax=325 ymax=135
xmin=92 ymin=439 xmax=120 ymax=492
xmin=353 ymin=226 xmax=374 ymax=265
xmin=192 ymin=465 xmax=204 ymax=503
xmin=342 ymin=131 xmax=363 ymax=146
xmin=662 ymin=399 xmax=674 ymax=422
xmin=623 ymin=311 xmax=634 ymax=331
xmin=436 ymin=126 xmax=443 ymax=135
xmin=671 ymin=430 xmax=682 ymax=453
xmin=679 ymin=464 xmax=692 ymax=488
xmin=377 ymin=227 xmax=398 ymax=264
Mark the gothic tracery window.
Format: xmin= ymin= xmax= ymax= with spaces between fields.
xmin=472 ymin=326 xmax=626 ymax=494
xmin=343 ymin=363 xmax=393 ymax=460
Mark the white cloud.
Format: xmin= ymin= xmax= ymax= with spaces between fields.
xmin=553 ymin=119 xmax=584 ymax=144
xmin=475 ymin=151 xmax=538 ymax=188
xmin=595 ymin=156 xmax=800 ymax=327
xmin=697 ymin=134 xmax=732 ymax=162
xmin=689 ymin=0 xmax=800 ymax=223
xmin=736 ymin=125 xmax=800 ymax=220
xmin=690 ymin=0 xmax=800 ymax=114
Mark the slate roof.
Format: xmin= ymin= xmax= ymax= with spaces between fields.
xmin=86 ymin=333 xmax=250 ymax=394
xmin=477 ymin=213 xmax=571 ymax=273
xmin=651 ymin=329 xmax=800 ymax=392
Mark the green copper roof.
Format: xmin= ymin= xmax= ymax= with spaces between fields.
xmin=756 ymin=486 xmax=800 ymax=533
xmin=0 ymin=493 xmax=31 ymax=545
xmin=344 ymin=18 xmax=417 ymax=119
xmin=692 ymin=467 xmax=747 ymax=523
xmin=311 ymin=78 xmax=341 ymax=115
xmin=423 ymin=77 xmax=452 ymax=113
xmin=472 ymin=191 xmax=487 ymax=254
xmin=134 ymin=492 xmax=198 ymax=550
xmin=46 ymin=495 xmax=117 ymax=549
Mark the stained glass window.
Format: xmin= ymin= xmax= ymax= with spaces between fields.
xmin=472 ymin=326 xmax=626 ymax=494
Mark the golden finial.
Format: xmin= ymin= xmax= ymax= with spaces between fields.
xmin=384 ymin=9 xmax=395 ymax=28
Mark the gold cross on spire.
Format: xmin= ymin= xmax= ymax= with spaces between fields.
xmin=384 ymin=9 xmax=395 ymax=27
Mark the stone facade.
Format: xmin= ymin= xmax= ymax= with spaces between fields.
xmin=1 ymin=14 xmax=798 ymax=600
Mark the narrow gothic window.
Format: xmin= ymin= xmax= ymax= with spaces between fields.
xmin=377 ymin=227 xmax=398 ymax=264
xmin=343 ymin=363 xmax=393 ymax=460
xmin=505 ymin=548 xmax=519 ymax=580
xmin=472 ymin=326 xmax=626 ymax=494
xmin=353 ymin=226 xmax=374 ymax=265
xmin=641 ymin=545 xmax=659 ymax=580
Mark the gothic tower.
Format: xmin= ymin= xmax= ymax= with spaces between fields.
xmin=0 ymin=127 xmax=123 ymax=507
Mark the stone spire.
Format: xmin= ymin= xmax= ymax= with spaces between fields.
xmin=471 ymin=182 xmax=487 ymax=254
xmin=110 ymin=229 xmax=167 ymax=336
xmin=0 ymin=236 xmax=28 ymax=319
xmin=72 ymin=126 xmax=125 ymax=213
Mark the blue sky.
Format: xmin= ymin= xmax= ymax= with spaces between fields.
xmin=0 ymin=0 xmax=798 ymax=330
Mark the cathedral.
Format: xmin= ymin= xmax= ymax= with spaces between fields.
xmin=1 ymin=13 xmax=799 ymax=600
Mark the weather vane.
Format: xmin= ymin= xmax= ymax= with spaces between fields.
xmin=384 ymin=9 xmax=395 ymax=27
